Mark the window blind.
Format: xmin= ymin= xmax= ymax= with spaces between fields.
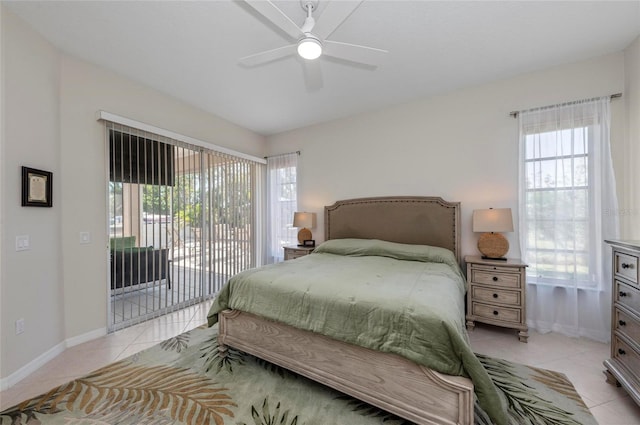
xmin=103 ymin=119 xmax=265 ymax=331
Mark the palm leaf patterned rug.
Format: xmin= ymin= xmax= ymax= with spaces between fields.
xmin=1 ymin=324 xmax=597 ymax=425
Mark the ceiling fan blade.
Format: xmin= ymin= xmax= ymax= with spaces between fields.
xmin=302 ymin=59 xmax=323 ymax=91
xmin=312 ymin=0 xmax=363 ymax=40
xmin=239 ymin=44 xmax=297 ymax=67
xmin=244 ymin=0 xmax=304 ymax=39
xmin=323 ymin=40 xmax=387 ymax=66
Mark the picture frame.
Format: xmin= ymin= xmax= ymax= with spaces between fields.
xmin=302 ymin=239 xmax=315 ymax=247
xmin=21 ymin=166 xmax=52 ymax=207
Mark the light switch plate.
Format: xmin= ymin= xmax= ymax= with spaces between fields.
xmin=15 ymin=235 xmax=30 ymax=251
xmin=80 ymin=232 xmax=91 ymax=244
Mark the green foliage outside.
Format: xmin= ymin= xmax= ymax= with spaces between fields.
xmin=141 ymin=166 xmax=253 ymax=229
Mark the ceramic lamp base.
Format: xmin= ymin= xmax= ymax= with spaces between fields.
xmin=477 ymin=232 xmax=509 ymax=259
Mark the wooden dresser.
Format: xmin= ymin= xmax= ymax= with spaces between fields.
xmin=465 ymin=256 xmax=528 ymax=342
xmin=604 ymin=240 xmax=640 ymax=405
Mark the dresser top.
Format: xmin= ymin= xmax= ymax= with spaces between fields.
xmin=605 ymin=240 xmax=640 ymax=251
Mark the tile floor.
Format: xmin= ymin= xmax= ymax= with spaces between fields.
xmin=1 ymin=302 xmax=640 ymax=424
xmin=468 ymin=323 xmax=640 ymax=424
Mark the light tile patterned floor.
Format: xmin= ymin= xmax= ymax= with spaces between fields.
xmin=1 ymin=303 xmax=639 ymax=424
xmin=468 ymin=323 xmax=640 ymax=424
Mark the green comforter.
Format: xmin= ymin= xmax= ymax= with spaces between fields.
xmin=207 ymin=238 xmax=507 ymax=425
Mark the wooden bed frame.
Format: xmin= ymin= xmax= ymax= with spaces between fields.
xmin=218 ymin=196 xmax=473 ymax=425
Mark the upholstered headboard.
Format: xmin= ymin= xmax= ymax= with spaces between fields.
xmin=324 ymin=196 xmax=461 ymax=264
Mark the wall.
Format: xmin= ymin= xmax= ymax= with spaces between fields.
xmin=0 ymin=7 xmax=266 ymax=384
xmin=266 ymin=53 xmax=627 ymax=257
xmin=0 ymin=7 xmax=64 ymax=383
xmin=623 ymin=36 xmax=640 ymax=239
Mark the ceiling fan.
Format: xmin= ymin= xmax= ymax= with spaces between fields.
xmin=239 ymin=0 xmax=387 ymax=86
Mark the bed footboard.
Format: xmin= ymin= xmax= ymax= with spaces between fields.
xmin=218 ymin=309 xmax=474 ymax=425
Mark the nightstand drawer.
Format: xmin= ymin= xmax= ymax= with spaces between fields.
xmin=616 ymin=308 xmax=640 ymax=343
xmin=616 ymin=281 xmax=640 ymax=313
xmin=287 ymin=251 xmax=307 ymax=259
xmin=471 ymin=302 xmax=521 ymax=324
xmin=283 ymin=246 xmax=314 ymax=261
xmin=613 ymin=336 xmax=640 ymax=380
xmin=471 ymin=286 xmax=521 ymax=307
xmin=616 ymin=252 xmax=639 ymax=284
xmin=470 ymin=269 xmax=521 ymax=289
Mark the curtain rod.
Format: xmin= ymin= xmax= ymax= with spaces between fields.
xmin=264 ymin=150 xmax=300 ymax=159
xmin=509 ymin=93 xmax=622 ymax=118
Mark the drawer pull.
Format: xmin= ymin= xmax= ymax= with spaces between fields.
xmin=493 ymin=310 xmax=499 ymax=316
xmin=621 ymin=263 xmax=634 ymax=269
xmin=493 ymin=293 xmax=499 ymax=298
xmin=619 ymin=320 xmax=627 ymax=326
xmin=620 ymin=291 xmax=628 ymax=297
xmin=492 ymin=276 xmax=498 ymax=282
xmin=619 ymin=348 xmax=626 ymax=355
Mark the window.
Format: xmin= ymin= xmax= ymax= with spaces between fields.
xmin=522 ymin=126 xmax=591 ymax=286
xmin=266 ymin=152 xmax=298 ymax=263
xmin=518 ymin=98 xmax=618 ymax=290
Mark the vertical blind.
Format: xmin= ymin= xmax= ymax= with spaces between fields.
xmin=105 ymin=120 xmax=265 ymax=331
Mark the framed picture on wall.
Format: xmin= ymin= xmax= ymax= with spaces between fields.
xmin=21 ymin=166 xmax=52 ymax=207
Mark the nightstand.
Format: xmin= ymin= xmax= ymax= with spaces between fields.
xmin=283 ymin=245 xmax=315 ymax=260
xmin=465 ymin=255 xmax=528 ymax=342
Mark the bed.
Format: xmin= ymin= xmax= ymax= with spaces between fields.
xmin=207 ymin=196 xmax=507 ymax=425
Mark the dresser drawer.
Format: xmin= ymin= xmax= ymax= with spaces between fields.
xmin=616 ymin=308 xmax=640 ymax=343
xmin=471 ymin=286 xmax=521 ymax=307
xmin=613 ymin=336 xmax=640 ymax=380
xmin=616 ymin=251 xmax=639 ymax=284
xmin=470 ymin=269 xmax=520 ymax=289
xmin=472 ymin=302 xmax=521 ymax=324
xmin=616 ymin=281 xmax=640 ymax=313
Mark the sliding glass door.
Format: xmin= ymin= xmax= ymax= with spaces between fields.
xmin=106 ymin=122 xmax=262 ymax=331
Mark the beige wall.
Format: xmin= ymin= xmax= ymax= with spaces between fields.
xmin=0 ymin=7 xmax=266 ymax=383
xmin=623 ymin=36 xmax=640 ymax=239
xmin=1 ymin=7 xmax=64 ymax=382
xmin=266 ymin=53 xmax=627 ymax=257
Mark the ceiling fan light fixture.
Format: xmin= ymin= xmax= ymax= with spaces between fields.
xmin=297 ymin=36 xmax=322 ymax=60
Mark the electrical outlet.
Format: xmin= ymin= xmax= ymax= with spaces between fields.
xmin=15 ymin=318 xmax=25 ymax=335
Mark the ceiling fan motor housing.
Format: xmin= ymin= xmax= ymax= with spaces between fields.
xmin=300 ymin=0 xmax=319 ymax=14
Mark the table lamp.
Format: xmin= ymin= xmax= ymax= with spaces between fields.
xmin=472 ymin=208 xmax=514 ymax=260
xmin=293 ymin=212 xmax=316 ymax=246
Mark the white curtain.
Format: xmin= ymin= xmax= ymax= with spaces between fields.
xmin=518 ymin=97 xmax=619 ymax=342
xmin=266 ymin=152 xmax=298 ymax=263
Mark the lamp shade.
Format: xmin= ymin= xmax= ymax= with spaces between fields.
xmin=472 ymin=208 xmax=514 ymax=233
xmin=293 ymin=212 xmax=315 ymax=229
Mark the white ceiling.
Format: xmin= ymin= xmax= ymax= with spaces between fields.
xmin=5 ymin=0 xmax=640 ymax=136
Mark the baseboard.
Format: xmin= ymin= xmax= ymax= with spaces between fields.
xmin=65 ymin=326 xmax=107 ymax=348
xmin=0 ymin=341 xmax=65 ymax=391
xmin=0 ymin=326 xmax=107 ymax=391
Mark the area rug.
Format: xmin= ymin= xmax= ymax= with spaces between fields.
xmin=1 ymin=324 xmax=597 ymax=425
